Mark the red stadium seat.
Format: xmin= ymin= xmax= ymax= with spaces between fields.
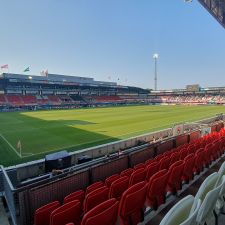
xmin=105 ymin=174 xmax=120 ymax=187
xmin=109 ymin=176 xmax=129 ymax=200
xmin=120 ymin=168 xmax=134 ymax=177
xmin=146 ymin=161 xmax=160 ymax=181
xmin=50 ymin=200 xmax=82 ymax=225
xmin=34 ymin=201 xmax=60 ymax=225
xmin=167 ymin=160 xmax=185 ymax=194
xmin=119 ymin=181 xmax=147 ymax=225
xmin=86 ymin=181 xmax=104 ymax=195
xmin=133 ymin=163 xmax=145 ymax=170
xmin=159 ymin=156 xmax=171 ymax=170
xmin=81 ymin=198 xmax=119 ymax=225
xmin=64 ymin=190 xmax=85 ymax=205
xmin=145 ymin=158 xmax=156 ymax=166
xmin=83 ymin=186 xmax=109 ymax=213
xmin=129 ymin=168 xmax=146 ymax=187
xmin=146 ymin=169 xmax=169 ymax=210
xmin=180 ymin=148 xmax=188 ymax=160
xmin=182 ymin=153 xmax=195 ymax=183
xmin=155 ymin=154 xmax=165 ymax=161
xmin=169 ymin=152 xmax=181 ymax=166
xmin=194 ymin=148 xmax=205 ymax=174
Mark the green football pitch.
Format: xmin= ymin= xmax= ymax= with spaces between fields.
xmin=0 ymin=105 xmax=225 ymax=166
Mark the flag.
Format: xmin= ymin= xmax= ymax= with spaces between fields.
xmin=40 ymin=70 xmax=45 ymax=76
xmin=17 ymin=140 xmax=21 ymax=149
xmin=23 ymin=67 xmax=30 ymax=72
xmin=1 ymin=64 xmax=8 ymax=69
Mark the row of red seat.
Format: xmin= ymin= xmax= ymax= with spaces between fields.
xmin=0 ymin=94 xmax=63 ymax=106
xmin=34 ymin=129 xmax=225 ymax=225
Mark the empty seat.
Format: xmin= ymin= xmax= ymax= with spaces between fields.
xmin=129 ymin=168 xmax=146 ymax=187
xmin=167 ymin=160 xmax=185 ymax=194
xmin=86 ymin=181 xmax=104 ymax=195
xmin=50 ymin=200 xmax=82 ymax=225
xmin=81 ymin=198 xmax=119 ymax=225
xmin=146 ymin=162 xmax=159 ymax=181
xmin=159 ymin=156 xmax=171 ymax=170
xmin=169 ymin=152 xmax=181 ymax=166
xmin=64 ymin=190 xmax=85 ymax=204
xmin=119 ymin=181 xmax=147 ymax=225
xmin=215 ymin=161 xmax=225 ymax=187
xmin=146 ymin=169 xmax=169 ymax=210
xmin=159 ymin=195 xmax=201 ymax=225
xmin=84 ymin=186 xmax=109 ymax=213
xmin=191 ymin=172 xmax=219 ymax=214
xmin=120 ymin=168 xmax=134 ymax=177
xmin=109 ymin=176 xmax=129 ymax=200
xmin=105 ymin=174 xmax=120 ymax=187
xmin=193 ymin=148 xmax=205 ymax=174
xmin=180 ymin=148 xmax=189 ymax=160
xmin=133 ymin=163 xmax=145 ymax=170
xmin=196 ymin=181 xmax=223 ymax=225
xmin=182 ymin=154 xmax=195 ymax=183
xmin=34 ymin=201 xmax=60 ymax=225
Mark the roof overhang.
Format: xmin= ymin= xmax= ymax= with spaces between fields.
xmin=198 ymin=0 xmax=225 ymax=29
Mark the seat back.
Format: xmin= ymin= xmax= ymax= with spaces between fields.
xmin=182 ymin=154 xmax=195 ymax=183
xmin=119 ymin=181 xmax=147 ymax=225
xmin=146 ymin=162 xmax=159 ymax=181
xmin=129 ymin=168 xmax=146 ymax=186
xmin=109 ymin=176 xmax=129 ymax=200
xmin=105 ymin=174 xmax=120 ymax=187
xmin=64 ymin=190 xmax=85 ymax=204
xmin=167 ymin=160 xmax=184 ymax=193
xmin=180 ymin=199 xmax=201 ymax=225
xmin=84 ymin=186 xmax=109 ymax=213
xmin=169 ymin=152 xmax=181 ymax=165
xmin=180 ymin=148 xmax=188 ymax=160
xmin=134 ymin=163 xmax=145 ymax=170
xmin=197 ymin=182 xmax=222 ymax=223
xmin=146 ymin=169 xmax=169 ymax=209
xmin=159 ymin=195 xmax=200 ymax=225
xmin=191 ymin=172 xmax=218 ymax=214
xmin=159 ymin=157 xmax=171 ymax=170
xmin=50 ymin=200 xmax=82 ymax=225
xmin=120 ymin=168 xmax=134 ymax=177
xmin=86 ymin=181 xmax=104 ymax=195
xmin=34 ymin=201 xmax=60 ymax=225
xmin=215 ymin=161 xmax=225 ymax=187
xmin=81 ymin=198 xmax=119 ymax=225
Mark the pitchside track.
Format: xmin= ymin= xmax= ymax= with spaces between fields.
xmin=1 ymin=105 xmax=225 ymax=166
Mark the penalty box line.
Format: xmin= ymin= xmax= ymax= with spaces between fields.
xmin=0 ymin=134 xmax=22 ymax=158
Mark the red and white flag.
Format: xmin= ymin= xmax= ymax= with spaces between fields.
xmin=1 ymin=64 xmax=8 ymax=69
xmin=45 ymin=69 xmax=48 ymax=77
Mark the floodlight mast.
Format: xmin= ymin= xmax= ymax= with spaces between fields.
xmin=153 ymin=53 xmax=159 ymax=91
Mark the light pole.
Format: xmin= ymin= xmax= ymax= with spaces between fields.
xmin=153 ymin=53 xmax=159 ymax=90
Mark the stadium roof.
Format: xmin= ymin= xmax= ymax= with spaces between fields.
xmin=198 ymin=0 xmax=225 ymax=28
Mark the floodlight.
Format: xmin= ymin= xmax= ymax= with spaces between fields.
xmin=153 ymin=53 xmax=159 ymax=59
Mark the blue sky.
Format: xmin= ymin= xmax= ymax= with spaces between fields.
xmin=0 ymin=0 xmax=224 ymax=89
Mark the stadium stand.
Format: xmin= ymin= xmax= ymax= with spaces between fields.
xmin=2 ymin=73 xmax=225 ymax=111
xmin=27 ymin=125 xmax=225 ymax=225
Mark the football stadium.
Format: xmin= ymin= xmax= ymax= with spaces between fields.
xmin=0 ymin=1 xmax=225 ymax=225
